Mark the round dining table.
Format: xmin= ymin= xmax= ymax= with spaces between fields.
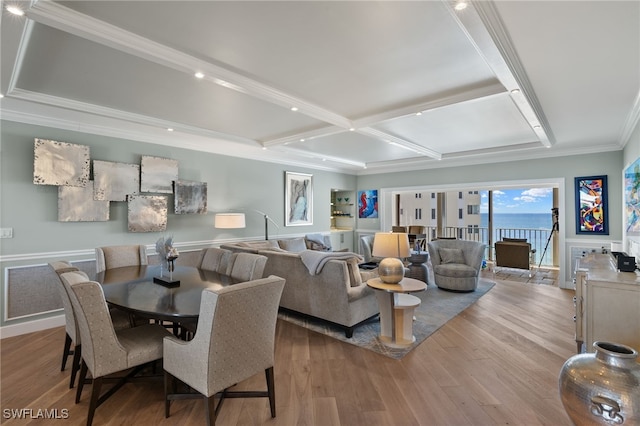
xmin=96 ymin=265 xmax=238 ymax=322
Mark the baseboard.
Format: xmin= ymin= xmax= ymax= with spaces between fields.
xmin=0 ymin=314 xmax=64 ymax=339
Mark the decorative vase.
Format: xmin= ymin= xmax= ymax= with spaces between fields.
xmin=558 ymin=341 xmax=640 ymax=425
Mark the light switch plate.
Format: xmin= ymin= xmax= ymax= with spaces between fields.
xmin=0 ymin=228 xmax=13 ymax=238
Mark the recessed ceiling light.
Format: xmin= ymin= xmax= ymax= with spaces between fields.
xmin=349 ymin=128 xmax=355 ymax=132
xmin=533 ymin=125 xmax=541 ymax=129
xmin=299 ymin=138 xmax=305 ymax=142
xmin=0 ymin=94 xmax=4 ymax=99
xmin=511 ymin=89 xmax=520 ymax=94
xmin=416 ymin=112 xmax=422 ymax=116
xmin=290 ymin=107 xmax=298 ymax=112
xmin=6 ymin=5 xmax=25 ymax=16
xmin=167 ymin=128 xmax=174 ymax=132
xmin=454 ymin=1 xmax=468 ymax=11
xmin=194 ymin=72 xmax=204 ymax=79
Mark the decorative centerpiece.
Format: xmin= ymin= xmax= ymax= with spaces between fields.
xmin=154 ymin=236 xmax=180 ymax=287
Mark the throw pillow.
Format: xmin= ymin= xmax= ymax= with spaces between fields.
xmin=439 ymin=248 xmax=465 ymax=264
xmin=278 ymin=237 xmax=307 ymax=253
xmin=346 ymin=258 xmax=363 ymax=287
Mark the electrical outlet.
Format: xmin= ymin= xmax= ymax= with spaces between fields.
xmin=0 ymin=228 xmax=13 ymax=238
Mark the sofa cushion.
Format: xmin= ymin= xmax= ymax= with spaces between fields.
xmin=278 ymin=237 xmax=307 ymax=253
xmin=439 ymin=248 xmax=465 ymax=264
xmin=237 ymin=240 xmax=279 ymax=249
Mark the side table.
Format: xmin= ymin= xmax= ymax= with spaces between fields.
xmin=366 ymin=277 xmax=427 ymax=348
xmin=407 ymin=251 xmax=429 ymax=284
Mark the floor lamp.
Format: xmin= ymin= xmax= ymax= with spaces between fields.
xmin=254 ymin=209 xmax=279 ymax=240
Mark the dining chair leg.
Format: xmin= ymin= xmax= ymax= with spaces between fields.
xmin=265 ymin=367 xmax=276 ymax=418
xmin=164 ymin=371 xmax=172 ymax=418
xmin=204 ymin=394 xmax=216 ymax=426
xmin=86 ymin=376 xmax=102 ymax=426
xmin=76 ymin=361 xmax=88 ymax=404
xmin=69 ymin=344 xmax=82 ymax=388
xmin=61 ymin=333 xmax=72 ymax=371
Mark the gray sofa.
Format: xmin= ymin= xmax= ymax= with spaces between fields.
xmin=221 ymin=239 xmax=379 ymax=337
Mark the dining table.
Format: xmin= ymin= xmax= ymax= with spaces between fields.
xmin=96 ymin=264 xmax=239 ymax=323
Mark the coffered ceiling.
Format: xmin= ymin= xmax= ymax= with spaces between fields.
xmin=1 ymin=1 xmax=638 ymax=174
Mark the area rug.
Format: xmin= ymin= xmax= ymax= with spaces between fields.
xmin=278 ymin=279 xmax=495 ymax=359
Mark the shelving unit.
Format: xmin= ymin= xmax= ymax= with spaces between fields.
xmin=330 ymin=190 xmax=355 ymax=251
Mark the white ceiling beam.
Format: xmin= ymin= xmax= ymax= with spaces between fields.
xmin=357 ymin=128 xmax=442 ymax=160
xmin=445 ymin=0 xmax=554 ymax=148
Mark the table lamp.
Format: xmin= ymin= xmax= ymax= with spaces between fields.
xmin=214 ymin=213 xmax=246 ymax=229
xmin=372 ymin=232 xmax=410 ymax=284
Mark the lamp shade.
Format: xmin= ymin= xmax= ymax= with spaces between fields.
xmin=372 ymin=232 xmax=410 ymax=284
xmin=214 ymin=213 xmax=246 ymax=229
xmin=372 ymin=232 xmax=410 ymax=258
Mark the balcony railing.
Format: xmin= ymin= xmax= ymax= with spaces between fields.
xmin=421 ymin=226 xmax=556 ymax=266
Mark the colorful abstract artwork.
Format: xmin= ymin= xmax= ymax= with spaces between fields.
xmin=575 ymin=175 xmax=608 ymax=235
xmin=358 ymin=189 xmax=378 ymax=218
xmin=625 ymin=157 xmax=640 ymax=235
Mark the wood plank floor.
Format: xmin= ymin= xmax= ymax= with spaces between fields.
xmin=1 ymin=278 xmax=575 ymax=425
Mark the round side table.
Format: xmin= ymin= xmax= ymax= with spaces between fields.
xmin=407 ymin=251 xmax=429 ymax=284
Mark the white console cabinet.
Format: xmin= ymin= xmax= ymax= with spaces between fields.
xmin=574 ymin=253 xmax=640 ymax=353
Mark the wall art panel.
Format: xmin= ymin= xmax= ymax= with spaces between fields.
xmin=127 ymin=195 xmax=168 ymax=232
xmin=33 ymin=138 xmax=89 ymax=187
xmin=58 ymin=181 xmax=110 ymax=222
xmin=140 ymin=155 xmax=178 ymax=193
xmin=93 ymin=160 xmax=140 ymax=201
xmin=174 ymin=180 xmax=207 ymax=214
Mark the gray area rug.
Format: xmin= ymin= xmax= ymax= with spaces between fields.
xmin=278 ymin=279 xmax=495 ymax=359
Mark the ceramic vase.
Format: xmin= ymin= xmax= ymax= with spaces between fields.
xmin=558 ymin=341 xmax=640 ymax=425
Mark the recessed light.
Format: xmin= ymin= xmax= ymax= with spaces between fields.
xmin=0 ymin=94 xmax=4 ymax=99
xmin=194 ymin=72 xmax=204 ymax=79
xmin=290 ymin=107 xmax=298 ymax=112
xmin=416 ymin=112 xmax=422 ymax=116
xmin=299 ymin=138 xmax=305 ymax=142
xmin=533 ymin=125 xmax=541 ymax=129
xmin=511 ymin=89 xmax=520 ymax=94
xmin=454 ymin=1 xmax=468 ymax=11
xmin=167 ymin=128 xmax=174 ymax=132
xmin=6 ymin=5 xmax=25 ymax=16
xmin=349 ymin=128 xmax=355 ymax=132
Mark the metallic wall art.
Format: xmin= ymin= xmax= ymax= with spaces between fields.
xmin=58 ymin=181 xmax=110 ymax=222
xmin=93 ymin=160 xmax=140 ymax=201
xmin=285 ymin=171 xmax=313 ymax=226
xmin=174 ymin=180 xmax=207 ymax=214
xmin=127 ymin=194 xmax=168 ymax=232
xmin=140 ymin=155 xmax=178 ymax=193
xmin=33 ymin=138 xmax=90 ymax=186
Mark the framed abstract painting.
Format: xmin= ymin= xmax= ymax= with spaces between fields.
xmin=285 ymin=171 xmax=312 ymax=226
xmin=358 ymin=189 xmax=378 ymax=218
xmin=575 ymin=175 xmax=608 ymax=235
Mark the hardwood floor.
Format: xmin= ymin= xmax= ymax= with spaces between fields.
xmin=1 ymin=278 xmax=575 ymax=425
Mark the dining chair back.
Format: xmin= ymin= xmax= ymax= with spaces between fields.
xmin=61 ymin=272 xmax=172 ymax=426
xmin=198 ymin=247 xmax=232 ymax=274
xmin=49 ymin=261 xmax=82 ymax=388
xmin=392 ymin=226 xmax=407 ymax=233
xmin=163 ymin=275 xmax=286 ymax=425
xmin=227 ymin=252 xmax=267 ymax=281
xmin=95 ymin=245 xmax=148 ymax=273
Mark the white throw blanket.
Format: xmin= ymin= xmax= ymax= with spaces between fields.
xmin=299 ymin=250 xmax=364 ymax=275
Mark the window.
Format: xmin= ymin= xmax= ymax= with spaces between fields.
xmin=459 ymin=192 xmax=462 ymax=199
xmin=415 ymin=208 xmax=422 ymax=220
xmin=467 ymin=205 xmax=479 ymax=215
xmin=431 ymin=208 xmax=436 ymax=220
xmin=458 ymin=208 xmax=463 ymax=219
xmin=431 ymin=193 xmax=435 ymax=199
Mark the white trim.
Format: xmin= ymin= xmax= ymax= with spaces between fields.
xmin=0 ymin=314 xmax=65 ymax=339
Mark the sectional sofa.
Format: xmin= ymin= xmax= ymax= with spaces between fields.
xmin=221 ymin=237 xmax=379 ymax=337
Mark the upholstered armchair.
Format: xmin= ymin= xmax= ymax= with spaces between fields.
xmin=163 ymin=275 xmax=286 ymax=425
xmin=427 ymin=239 xmax=486 ymax=292
xmin=95 ymin=245 xmax=148 ymax=273
xmin=359 ymin=234 xmax=384 ymax=264
xmin=60 ymin=271 xmax=172 ymax=426
xmin=495 ymin=238 xmax=536 ymax=276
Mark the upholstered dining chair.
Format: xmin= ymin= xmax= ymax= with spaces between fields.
xmin=198 ymin=247 xmax=232 ymax=274
xmin=60 ymin=270 xmax=172 ymax=426
xmin=49 ymin=262 xmax=131 ymax=389
xmin=163 ymin=275 xmax=286 ymax=425
xmin=392 ymin=226 xmax=407 ymax=233
xmin=226 ymin=252 xmax=268 ymax=281
xmin=95 ymin=245 xmax=148 ymax=274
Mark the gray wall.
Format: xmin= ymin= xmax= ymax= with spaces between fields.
xmin=0 ymin=118 xmax=630 ymax=329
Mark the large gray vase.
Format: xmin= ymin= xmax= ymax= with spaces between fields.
xmin=558 ymin=341 xmax=640 ymax=425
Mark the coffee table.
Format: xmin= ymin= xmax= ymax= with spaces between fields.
xmin=366 ymin=277 xmax=427 ymax=348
